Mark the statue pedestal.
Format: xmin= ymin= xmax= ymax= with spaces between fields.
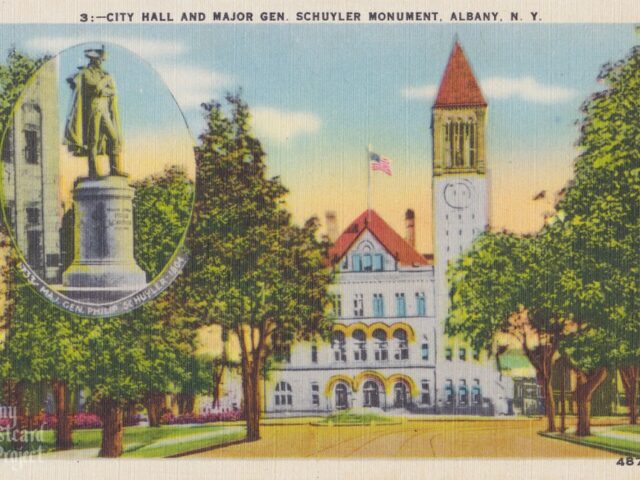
xmin=62 ymin=176 xmax=147 ymax=304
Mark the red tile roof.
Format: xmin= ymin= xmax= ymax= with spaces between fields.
xmin=327 ymin=210 xmax=432 ymax=267
xmin=434 ymin=42 xmax=487 ymax=108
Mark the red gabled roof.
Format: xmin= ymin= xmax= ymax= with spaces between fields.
xmin=434 ymin=41 xmax=487 ymax=108
xmin=327 ymin=210 xmax=432 ymax=267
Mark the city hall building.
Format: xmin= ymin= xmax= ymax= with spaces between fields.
xmin=263 ymin=41 xmax=514 ymax=416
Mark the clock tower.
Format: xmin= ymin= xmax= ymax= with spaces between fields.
xmin=432 ymin=41 xmax=488 ymax=331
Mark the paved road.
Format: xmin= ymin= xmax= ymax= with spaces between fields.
xmin=188 ymin=418 xmax=614 ymax=458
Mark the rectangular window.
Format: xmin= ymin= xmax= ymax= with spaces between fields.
xmin=445 ymin=379 xmax=454 ymax=405
xmin=374 ymin=348 xmax=388 ymax=361
xmin=472 ymin=349 xmax=480 ymax=361
xmin=363 ymin=254 xmax=372 ymax=271
xmin=373 ymin=293 xmax=384 ymax=317
xmin=421 ymin=343 xmax=429 ymax=361
xmin=352 ymin=254 xmax=362 ymax=272
xmin=26 ymin=206 xmax=40 ymax=225
xmin=416 ymin=292 xmax=426 ymax=316
xmin=2 ymin=130 xmax=12 ymax=162
xmin=421 ymin=381 xmax=431 ymax=405
xmin=353 ymin=293 xmax=363 ymax=317
xmin=459 ymin=380 xmax=468 ymax=406
xmin=395 ymin=293 xmax=406 ymax=317
xmin=311 ymin=383 xmax=320 ymax=406
xmin=4 ymin=200 xmax=15 ymax=229
xmin=46 ymin=253 xmax=60 ymax=268
xmin=472 ymin=379 xmax=481 ymax=405
xmin=373 ymin=254 xmax=383 ymax=271
xmin=274 ymin=345 xmax=291 ymax=363
xmin=26 ymin=230 xmax=42 ymax=270
xmin=311 ymin=345 xmax=318 ymax=363
xmin=333 ymin=295 xmax=342 ymax=317
xmin=459 ymin=348 xmax=467 ymax=361
xmin=24 ymin=129 xmax=38 ymax=165
xmin=445 ymin=347 xmax=452 ymax=361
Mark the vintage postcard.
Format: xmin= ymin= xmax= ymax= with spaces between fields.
xmin=0 ymin=0 xmax=638 ymax=478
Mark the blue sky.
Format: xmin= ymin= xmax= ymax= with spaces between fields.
xmin=0 ymin=24 xmax=636 ymax=250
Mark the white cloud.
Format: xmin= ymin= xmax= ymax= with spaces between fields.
xmin=24 ymin=35 xmax=186 ymax=60
xmin=403 ymin=77 xmax=576 ymax=104
xmin=154 ymin=64 xmax=235 ymax=110
xmin=402 ymin=84 xmax=437 ymax=100
xmin=480 ymin=76 xmax=576 ymax=103
xmin=251 ymin=108 xmax=321 ymax=143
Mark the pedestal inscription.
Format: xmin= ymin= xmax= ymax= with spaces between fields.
xmin=62 ymin=175 xmax=147 ymax=303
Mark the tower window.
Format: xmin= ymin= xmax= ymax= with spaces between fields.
xmin=24 ymin=129 xmax=39 ymax=165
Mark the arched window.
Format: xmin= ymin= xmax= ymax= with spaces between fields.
xmin=393 ymin=329 xmax=409 ymax=360
xmin=445 ymin=117 xmax=477 ymax=169
xmin=353 ymin=329 xmax=367 ymax=361
xmin=332 ymin=331 xmax=346 ymax=362
xmin=363 ymin=380 xmax=380 ymax=408
xmin=393 ymin=381 xmax=410 ymax=408
xmin=373 ymin=329 xmax=387 ymax=342
xmin=373 ymin=329 xmax=388 ymax=361
xmin=274 ymin=381 xmax=293 ymax=407
xmin=335 ymin=383 xmax=349 ymax=409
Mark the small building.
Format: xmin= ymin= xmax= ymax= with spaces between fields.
xmin=2 ymin=58 xmax=62 ymax=283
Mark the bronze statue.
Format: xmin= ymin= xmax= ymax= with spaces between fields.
xmin=64 ymin=46 xmax=124 ymax=178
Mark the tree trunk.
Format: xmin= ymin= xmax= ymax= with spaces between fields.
xmin=53 ymin=380 xmax=73 ymax=450
xmin=176 ymin=393 xmax=196 ymax=415
xmin=559 ymin=357 xmax=567 ymax=433
xmin=575 ymin=367 xmax=608 ymax=437
xmin=241 ymin=361 xmax=261 ymax=441
xmin=124 ymin=401 xmax=138 ymax=426
xmin=620 ymin=366 xmax=639 ymax=425
xmin=143 ymin=392 xmax=165 ymax=427
xmin=98 ymin=397 xmax=124 ymax=458
xmin=523 ymin=344 xmax=556 ymax=432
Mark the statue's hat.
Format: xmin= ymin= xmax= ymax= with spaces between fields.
xmin=84 ymin=46 xmax=107 ymax=60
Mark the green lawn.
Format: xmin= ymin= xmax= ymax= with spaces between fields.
xmin=3 ymin=424 xmax=246 ymax=458
xmin=612 ymin=425 xmax=640 ymax=434
xmin=542 ymin=427 xmax=640 ymax=457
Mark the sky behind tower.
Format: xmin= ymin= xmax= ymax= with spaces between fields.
xmin=0 ymin=23 xmax=636 ymax=252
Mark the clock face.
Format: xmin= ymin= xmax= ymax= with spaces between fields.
xmin=444 ymin=182 xmax=473 ymax=209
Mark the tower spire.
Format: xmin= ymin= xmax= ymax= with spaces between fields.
xmin=434 ymin=41 xmax=486 ymax=108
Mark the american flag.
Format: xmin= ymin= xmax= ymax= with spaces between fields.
xmin=369 ymin=151 xmax=392 ymax=176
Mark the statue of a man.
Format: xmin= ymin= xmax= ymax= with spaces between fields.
xmin=64 ymin=46 xmax=124 ymax=178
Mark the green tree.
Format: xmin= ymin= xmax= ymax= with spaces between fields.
xmin=447 ymin=231 xmax=573 ymax=433
xmin=555 ymin=44 xmax=640 ymax=434
xmin=176 ymin=354 xmax=214 ymax=415
xmin=0 ymin=50 xmax=82 ymax=450
xmin=177 ymin=93 xmax=334 ymax=441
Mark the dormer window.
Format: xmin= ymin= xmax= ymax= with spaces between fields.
xmin=373 ymin=254 xmax=383 ymax=271
xmin=363 ymin=254 xmax=372 ymax=271
xmin=353 ymin=254 xmax=362 ymax=271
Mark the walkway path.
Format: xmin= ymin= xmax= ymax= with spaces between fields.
xmin=189 ymin=419 xmax=614 ymax=458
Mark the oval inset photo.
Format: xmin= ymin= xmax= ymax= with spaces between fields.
xmin=1 ymin=43 xmax=195 ymax=316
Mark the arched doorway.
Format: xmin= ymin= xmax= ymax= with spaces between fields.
xmin=393 ymin=381 xmax=409 ymax=408
xmin=334 ymin=383 xmax=349 ymax=410
xmin=363 ymin=380 xmax=381 ymax=408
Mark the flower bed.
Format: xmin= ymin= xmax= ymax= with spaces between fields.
xmin=0 ymin=412 xmax=141 ymax=430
